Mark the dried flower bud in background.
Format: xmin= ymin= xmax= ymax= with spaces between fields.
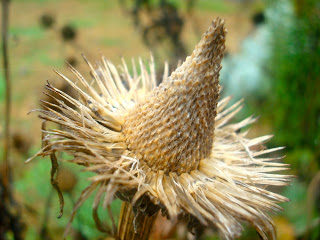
xmin=39 ymin=14 xmax=55 ymax=29
xmin=61 ymin=25 xmax=77 ymax=42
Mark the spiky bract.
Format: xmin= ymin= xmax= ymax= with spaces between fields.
xmin=29 ymin=18 xmax=290 ymax=240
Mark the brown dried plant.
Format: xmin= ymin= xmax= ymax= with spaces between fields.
xmin=28 ymin=18 xmax=291 ymax=239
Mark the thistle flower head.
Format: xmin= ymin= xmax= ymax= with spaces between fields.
xmin=30 ymin=18 xmax=291 ymax=239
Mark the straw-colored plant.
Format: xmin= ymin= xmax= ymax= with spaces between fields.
xmin=29 ymin=18 xmax=291 ymax=240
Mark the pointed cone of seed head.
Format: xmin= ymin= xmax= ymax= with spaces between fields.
xmin=29 ymin=18 xmax=291 ymax=240
xmin=124 ymin=19 xmax=226 ymax=174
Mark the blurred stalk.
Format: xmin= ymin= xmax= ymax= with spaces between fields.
xmin=306 ymin=171 xmax=320 ymax=238
xmin=1 ymin=1 xmax=25 ymax=239
xmin=1 ymin=0 xmax=12 ymax=200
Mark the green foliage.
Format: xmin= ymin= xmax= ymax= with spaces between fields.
xmin=258 ymin=1 xmax=320 ymax=238
xmin=0 ymin=73 xmax=4 ymax=102
xmin=10 ymin=26 xmax=44 ymax=39
xmin=195 ymin=0 xmax=236 ymax=13
xmin=266 ymin=0 xmax=320 ymax=153
xmin=282 ymin=180 xmax=309 ymax=234
xmin=287 ymin=148 xmax=318 ymax=178
xmin=143 ymin=0 xmax=234 ymax=13
xmin=69 ymin=18 xmax=99 ymax=29
xmin=100 ymin=37 xmax=124 ymax=46
xmin=15 ymin=0 xmax=57 ymax=2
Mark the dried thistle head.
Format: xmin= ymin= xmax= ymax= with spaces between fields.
xmin=29 ymin=18 xmax=291 ymax=239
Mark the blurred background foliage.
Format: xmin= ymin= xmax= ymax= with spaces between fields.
xmin=0 ymin=0 xmax=319 ymax=239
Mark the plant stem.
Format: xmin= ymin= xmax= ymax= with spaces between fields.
xmin=117 ymin=201 xmax=156 ymax=240
xmin=1 ymin=0 xmax=12 ymax=200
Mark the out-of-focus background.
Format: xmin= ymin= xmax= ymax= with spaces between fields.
xmin=0 ymin=0 xmax=319 ymax=239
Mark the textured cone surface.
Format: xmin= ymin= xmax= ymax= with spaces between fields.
xmin=124 ymin=19 xmax=226 ymax=174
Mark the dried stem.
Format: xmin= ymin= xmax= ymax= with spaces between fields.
xmin=117 ymin=201 xmax=157 ymax=240
xmin=2 ymin=0 xmax=12 ymax=200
